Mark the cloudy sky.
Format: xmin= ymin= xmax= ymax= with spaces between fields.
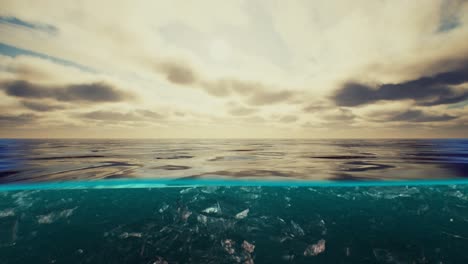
xmin=0 ymin=0 xmax=467 ymax=138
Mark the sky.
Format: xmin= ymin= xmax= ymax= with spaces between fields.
xmin=0 ymin=0 xmax=467 ymax=138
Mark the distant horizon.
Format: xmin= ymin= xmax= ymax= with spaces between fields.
xmin=1 ymin=136 xmax=467 ymax=140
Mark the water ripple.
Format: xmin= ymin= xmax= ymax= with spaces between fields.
xmin=0 ymin=139 xmax=466 ymax=183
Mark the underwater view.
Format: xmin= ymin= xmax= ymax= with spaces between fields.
xmin=2 ymin=184 xmax=468 ymax=263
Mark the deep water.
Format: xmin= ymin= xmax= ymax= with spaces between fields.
xmin=1 ymin=185 xmax=468 ymax=263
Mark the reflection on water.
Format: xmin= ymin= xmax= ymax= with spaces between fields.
xmin=0 ymin=139 xmax=467 ymax=183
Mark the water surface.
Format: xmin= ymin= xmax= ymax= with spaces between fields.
xmin=0 ymin=139 xmax=467 ymax=183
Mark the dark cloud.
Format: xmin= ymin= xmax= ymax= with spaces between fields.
xmin=156 ymin=61 xmax=236 ymax=96
xmin=389 ymin=110 xmax=457 ymax=123
xmin=333 ymin=64 xmax=468 ymax=106
xmin=0 ymin=113 xmax=39 ymax=126
xmin=157 ymin=62 xmax=197 ymax=85
xmin=1 ymin=80 xmax=131 ymax=103
xmin=21 ymin=101 xmax=66 ymax=112
xmin=56 ymin=83 xmax=127 ymax=102
xmin=154 ymin=61 xmax=299 ymax=105
xmin=2 ymin=80 xmax=46 ymax=98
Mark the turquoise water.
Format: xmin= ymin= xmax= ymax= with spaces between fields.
xmin=1 ymin=184 xmax=468 ymax=263
xmin=1 ymin=139 xmax=468 ymax=263
xmin=2 ymin=178 xmax=468 ymax=191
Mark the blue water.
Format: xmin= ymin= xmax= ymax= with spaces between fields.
xmin=1 ymin=139 xmax=468 ymax=263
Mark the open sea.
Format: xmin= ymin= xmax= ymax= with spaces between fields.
xmin=0 ymin=139 xmax=468 ymax=263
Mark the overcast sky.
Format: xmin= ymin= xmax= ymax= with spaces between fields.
xmin=0 ymin=0 xmax=467 ymax=138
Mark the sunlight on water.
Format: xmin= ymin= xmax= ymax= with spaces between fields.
xmin=0 ymin=139 xmax=467 ymax=183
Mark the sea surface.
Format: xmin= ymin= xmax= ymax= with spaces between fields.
xmin=1 ymin=139 xmax=468 ymax=263
xmin=0 ymin=138 xmax=467 ymax=183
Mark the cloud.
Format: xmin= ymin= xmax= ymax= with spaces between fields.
xmin=80 ymin=109 xmax=164 ymax=122
xmin=333 ymin=63 xmax=468 ymax=107
xmin=152 ymin=59 xmax=300 ymax=105
xmin=321 ymin=108 xmax=356 ymax=121
xmin=21 ymin=100 xmax=66 ymax=112
xmin=0 ymin=113 xmax=39 ymax=126
xmin=0 ymin=53 xmax=96 ymax=82
xmin=202 ymin=78 xmax=300 ymax=105
xmin=437 ymin=0 xmax=464 ymax=33
xmin=80 ymin=110 xmax=139 ymax=121
xmin=1 ymin=80 xmax=132 ymax=103
xmin=247 ymin=90 xmax=295 ymax=105
xmin=1 ymin=0 xmax=468 ymax=138
xmin=200 ymin=79 xmax=232 ymax=97
xmin=156 ymin=61 xmax=197 ymax=85
xmin=136 ymin=109 xmax=164 ymax=119
xmin=58 ymin=83 xmax=128 ymax=102
xmin=227 ymin=105 xmax=257 ymax=116
xmin=389 ymin=110 xmax=457 ymax=123
xmin=279 ymin=115 xmax=297 ymax=123
xmin=302 ymin=101 xmax=329 ymax=113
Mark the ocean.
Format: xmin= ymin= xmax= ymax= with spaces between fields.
xmin=0 ymin=139 xmax=468 ymax=263
xmin=1 ymin=138 xmax=467 ymax=183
